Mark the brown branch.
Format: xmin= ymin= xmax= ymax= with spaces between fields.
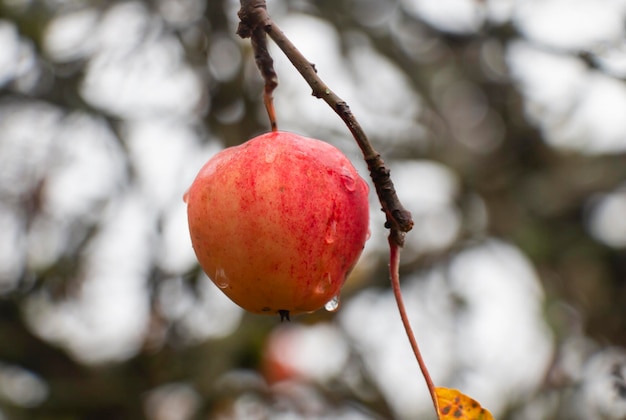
xmin=236 ymin=0 xmax=413 ymax=246
xmin=237 ymin=1 xmax=278 ymax=131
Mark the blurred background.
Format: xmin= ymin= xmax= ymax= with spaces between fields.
xmin=1 ymin=0 xmax=626 ymax=418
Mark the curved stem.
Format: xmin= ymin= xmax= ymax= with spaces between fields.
xmin=247 ymin=14 xmax=278 ymax=131
xmin=389 ymin=237 xmax=440 ymax=419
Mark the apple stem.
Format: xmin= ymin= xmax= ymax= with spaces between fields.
xmin=264 ymin=89 xmax=278 ymax=132
xmin=389 ymin=237 xmax=441 ymax=419
xmin=248 ymin=22 xmax=278 ymax=131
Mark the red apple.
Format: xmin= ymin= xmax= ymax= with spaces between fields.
xmin=186 ymin=131 xmax=369 ymax=318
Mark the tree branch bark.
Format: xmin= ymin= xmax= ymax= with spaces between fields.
xmin=237 ymin=0 xmax=413 ymax=246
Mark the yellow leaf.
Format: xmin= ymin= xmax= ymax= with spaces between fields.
xmin=435 ymin=387 xmax=495 ymax=420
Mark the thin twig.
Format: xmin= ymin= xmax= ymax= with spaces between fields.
xmin=238 ymin=1 xmax=278 ymax=131
xmin=389 ymin=238 xmax=440 ymax=419
xmin=236 ymin=0 xmax=413 ymax=246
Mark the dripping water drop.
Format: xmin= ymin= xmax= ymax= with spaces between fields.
xmin=182 ymin=190 xmax=189 ymax=203
xmin=316 ymin=272 xmax=332 ymax=294
xmin=341 ymin=175 xmax=356 ymax=192
xmin=325 ymin=219 xmax=337 ymax=244
xmin=214 ymin=267 xmax=229 ymax=289
xmin=340 ymin=170 xmax=356 ymax=192
xmin=324 ymin=294 xmax=340 ymax=312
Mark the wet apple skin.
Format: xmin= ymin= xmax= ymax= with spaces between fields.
xmin=186 ymin=131 xmax=370 ymax=315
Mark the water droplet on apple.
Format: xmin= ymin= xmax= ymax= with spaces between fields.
xmin=214 ymin=267 xmax=230 ymax=289
xmin=340 ymin=170 xmax=356 ymax=192
xmin=316 ymin=272 xmax=332 ymax=294
xmin=264 ymin=149 xmax=277 ymax=163
xmin=324 ymin=294 xmax=340 ymax=312
xmin=295 ymin=150 xmax=308 ymax=159
xmin=183 ymin=190 xmax=189 ymax=203
xmin=366 ymin=228 xmax=372 ymax=241
xmin=325 ymin=219 xmax=337 ymax=244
